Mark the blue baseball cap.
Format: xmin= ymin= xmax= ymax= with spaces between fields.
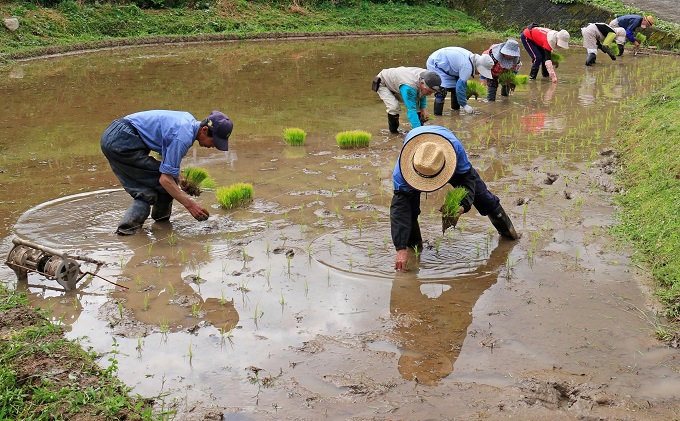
xmin=206 ymin=110 xmax=233 ymax=151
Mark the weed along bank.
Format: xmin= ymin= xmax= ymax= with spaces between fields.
xmin=1 ymin=4 xmax=680 ymax=421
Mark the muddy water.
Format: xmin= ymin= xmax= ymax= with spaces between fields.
xmin=2 ymin=35 xmax=680 ymax=419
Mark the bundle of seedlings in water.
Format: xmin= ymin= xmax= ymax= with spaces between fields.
xmin=283 ymin=127 xmax=306 ymax=146
xmin=550 ymin=52 xmax=564 ymax=68
xmin=466 ymin=80 xmax=487 ymax=99
xmin=498 ymin=70 xmax=527 ymax=93
xmin=440 ymin=187 xmax=467 ymax=233
xmin=180 ymin=166 xmax=216 ymax=197
xmin=216 ymin=183 xmax=254 ymax=209
xmin=635 ymin=33 xmax=647 ymax=45
xmin=336 ymin=130 xmax=371 ymax=149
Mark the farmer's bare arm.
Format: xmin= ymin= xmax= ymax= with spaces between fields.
xmin=159 ymin=173 xmax=209 ymax=221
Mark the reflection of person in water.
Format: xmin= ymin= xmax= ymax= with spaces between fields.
xmin=390 ymin=241 xmax=514 ymax=385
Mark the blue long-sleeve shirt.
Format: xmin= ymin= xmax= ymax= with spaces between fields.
xmin=399 ymin=85 xmax=427 ymax=128
xmin=616 ymin=14 xmax=643 ymax=43
xmin=426 ymin=47 xmax=475 ymax=107
xmin=124 ymin=110 xmax=200 ymax=179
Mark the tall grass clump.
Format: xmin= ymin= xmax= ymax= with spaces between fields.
xmin=283 ymin=128 xmax=306 ymax=146
xmin=180 ymin=166 xmax=215 ymax=196
xmin=336 ymin=130 xmax=371 ymax=149
xmin=613 ymin=78 xmax=680 ymax=324
xmin=216 ymin=183 xmax=254 ymax=209
xmin=466 ymin=80 xmax=487 ymax=99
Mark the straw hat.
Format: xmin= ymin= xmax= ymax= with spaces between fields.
xmin=399 ymin=132 xmax=457 ymax=192
xmin=645 ymin=16 xmax=655 ymax=26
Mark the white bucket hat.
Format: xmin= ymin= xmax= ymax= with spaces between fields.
xmin=547 ymin=29 xmax=570 ymax=49
xmin=491 ymin=40 xmax=520 ymax=69
xmin=399 ymin=132 xmax=457 ymax=192
xmin=472 ymin=53 xmax=494 ymax=79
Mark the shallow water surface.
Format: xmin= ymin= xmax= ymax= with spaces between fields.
xmin=1 ymin=35 xmax=680 ymax=419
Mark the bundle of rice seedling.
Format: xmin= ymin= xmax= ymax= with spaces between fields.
xmin=440 ymin=187 xmax=468 ymax=233
xmin=550 ymin=51 xmax=564 ymax=64
xmin=466 ymin=80 xmax=487 ymax=99
xmin=283 ymin=128 xmax=306 ymax=146
xmin=498 ymin=70 xmax=527 ymax=93
xmin=609 ymin=43 xmax=620 ymax=56
xmin=180 ymin=167 xmax=215 ymax=197
xmin=336 ymin=130 xmax=371 ymax=149
xmin=515 ymin=74 xmax=529 ymax=84
xmin=635 ymin=33 xmax=647 ymax=45
xmin=216 ymin=183 xmax=254 ymax=209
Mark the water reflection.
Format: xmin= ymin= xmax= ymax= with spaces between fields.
xmin=390 ymin=240 xmax=513 ymax=385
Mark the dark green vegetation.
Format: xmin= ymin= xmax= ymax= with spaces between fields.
xmin=0 ymin=1 xmax=483 ymax=58
xmin=614 ymin=79 xmax=680 ymax=333
xmin=0 ymin=285 xmax=164 ymax=420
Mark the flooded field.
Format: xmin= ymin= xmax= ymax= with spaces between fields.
xmin=1 ymin=35 xmax=680 ymax=420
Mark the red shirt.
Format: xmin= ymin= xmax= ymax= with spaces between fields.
xmin=523 ymin=27 xmax=554 ymax=51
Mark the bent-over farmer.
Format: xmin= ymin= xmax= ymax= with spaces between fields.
xmin=101 ymin=110 xmax=233 ymax=235
xmin=390 ymin=125 xmax=519 ymax=271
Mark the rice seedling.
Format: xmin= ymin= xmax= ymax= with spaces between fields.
xmin=283 ymin=127 xmax=306 ymax=146
xmin=134 ymin=275 xmax=142 ymax=286
xmin=498 ymin=70 xmax=528 ymax=90
xmin=168 ymin=232 xmax=176 ymax=246
xmin=143 ymin=294 xmax=150 ymax=311
xmin=280 ymin=291 xmax=285 ymax=307
xmin=442 ymin=188 xmax=467 ymax=217
xmin=159 ymin=318 xmax=169 ymax=334
xmin=147 ymin=242 xmax=153 ymax=255
xmin=304 ymin=279 xmax=309 ymax=298
xmin=191 ymin=303 xmax=202 ymax=318
xmin=550 ymin=51 xmax=564 ymax=66
xmin=336 ymin=130 xmax=372 ymax=149
xmin=205 ymin=242 xmax=211 ymax=253
xmin=180 ymin=166 xmax=215 ymax=197
xmin=609 ymin=43 xmax=620 ymax=56
xmin=188 ymin=343 xmax=193 ymax=365
xmin=180 ymin=248 xmax=187 ymax=263
xmin=216 ymin=183 xmax=254 ymax=209
xmin=466 ymin=80 xmax=487 ymax=99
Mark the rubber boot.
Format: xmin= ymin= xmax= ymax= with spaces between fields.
xmin=117 ymin=199 xmax=151 ymax=235
xmin=488 ymin=205 xmax=520 ymax=240
xmin=487 ymin=84 xmax=498 ymax=101
xmin=501 ymin=85 xmax=509 ymax=97
xmin=541 ymin=62 xmax=549 ymax=78
xmin=616 ymin=43 xmax=624 ymax=56
xmin=151 ymin=193 xmax=173 ymax=222
xmin=585 ymin=53 xmax=597 ymax=66
xmin=529 ymin=66 xmax=540 ymax=80
xmin=433 ymin=95 xmax=445 ymax=116
xmin=387 ymin=114 xmax=400 ymax=134
xmin=449 ymin=88 xmax=460 ymax=110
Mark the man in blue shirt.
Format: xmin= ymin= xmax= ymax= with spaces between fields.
xmin=390 ymin=126 xmax=518 ymax=271
xmin=609 ymin=14 xmax=654 ymax=55
xmin=101 ymin=110 xmax=233 ymax=235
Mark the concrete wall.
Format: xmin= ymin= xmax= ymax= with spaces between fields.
xmin=454 ymin=0 xmax=678 ymax=50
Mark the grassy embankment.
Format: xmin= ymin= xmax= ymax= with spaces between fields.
xmin=0 ymin=285 xmax=165 ymax=420
xmin=0 ymin=0 xmax=483 ymax=59
xmin=614 ymin=79 xmax=680 ymax=338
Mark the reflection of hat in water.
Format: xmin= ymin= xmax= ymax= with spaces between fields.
xmin=547 ymin=29 xmax=571 ymax=49
xmin=399 ymin=132 xmax=457 ymax=192
xmin=491 ymin=40 xmax=520 ymax=69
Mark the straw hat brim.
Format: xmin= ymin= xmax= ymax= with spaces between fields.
xmin=399 ymin=132 xmax=457 ymax=192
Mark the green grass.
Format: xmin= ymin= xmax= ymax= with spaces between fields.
xmin=442 ymin=187 xmax=467 ymax=217
xmin=0 ymin=2 xmax=484 ymax=58
xmin=0 ymin=285 xmax=161 ymax=420
xmin=336 ymin=130 xmax=371 ymax=149
xmin=283 ymin=128 xmax=306 ymax=146
xmin=216 ymin=183 xmax=254 ymax=209
xmin=613 ymin=78 xmax=680 ymax=323
xmin=466 ymin=80 xmax=487 ymax=99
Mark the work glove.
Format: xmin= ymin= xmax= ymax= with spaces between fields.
xmin=544 ymin=60 xmax=558 ymax=83
xmin=463 ymin=104 xmax=474 ymax=114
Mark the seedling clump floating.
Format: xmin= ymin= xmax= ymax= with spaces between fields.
xmin=216 ymin=183 xmax=254 ymax=209
xmin=466 ymin=80 xmax=487 ymax=99
xmin=336 ymin=130 xmax=371 ymax=149
xmin=180 ymin=166 xmax=215 ymax=197
xmin=283 ymin=128 xmax=306 ymax=146
xmin=440 ymin=187 xmax=467 ymax=233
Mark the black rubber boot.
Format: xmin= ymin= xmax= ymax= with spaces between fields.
xmin=488 ymin=205 xmax=520 ymax=240
xmin=151 ymin=193 xmax=173 ymax=222
xmin=529 ymin=66 xmax=540 ymax=80
xmin=617 ymin=43 xmax=625 ymax=56
xmin=387 ymin=114 xmax=400 ymax=134
xmin=449 ymin=88 xmax=460 ymax=110
xmin=541 ymin=62 xmax=549 ymax=77
xmin=487 ymin=84 xmax=498 ymax=101
xmin=501 ymin=85 xmax=509 ymax=97
xmin=117 ymin=199 xmax=151 ymax=235
xmin=585 ymin=53 xmax=597 ymax=66
xmin=433 ymin=95 xmax=445 ymax=116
